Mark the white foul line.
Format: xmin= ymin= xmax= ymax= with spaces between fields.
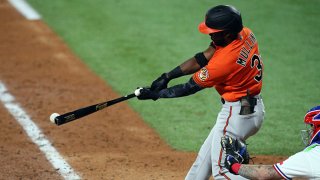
xmin=0 ymin=81 xmax=81 ymax=180
xmin=8 ymin=0 xmax=41 ymax=20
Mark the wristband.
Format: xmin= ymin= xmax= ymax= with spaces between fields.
xmin=194 ymin=52 xmax=208 ymax=67
xmin=231 ymin=163 xmax=241 ymax=175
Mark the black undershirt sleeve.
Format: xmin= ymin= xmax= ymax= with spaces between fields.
xmin=158 ymin=78 xmax=203 ymax=98
xmin=167 ymin=66 xmax=184 ymax=80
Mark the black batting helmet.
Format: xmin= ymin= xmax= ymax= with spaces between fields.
xmin=199 ymin=5 xmax=243 ymax=34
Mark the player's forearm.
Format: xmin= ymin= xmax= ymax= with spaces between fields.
xmin=162 ymin=59 xmax=199 ymax=82
xmin=238 ymin=165 xmax=282 ymax=180
xmin=163 ymin=58 xmax=199 ymax=81
xmin=180 ymin=45 xmax=215 ymax=75
xmin=167 ymin=46 xmax=214 ymax=78
xmin=158 ymin=78 xmax=203 ymax=98
xmin=178 ymin=57 xmax=202 ymax=75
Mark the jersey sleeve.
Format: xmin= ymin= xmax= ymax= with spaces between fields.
xmin=192 ymin=63 xmax=232 ymax=88
xmin=273 ymin=151 xmax=312 ymax=179
xmin=192 ymin=67 xmax=214 ymax=88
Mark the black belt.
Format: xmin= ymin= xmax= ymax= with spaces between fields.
xmin=221 ymin=97 xmax=258 ymax=115
xmin=222 ymin=89 xmax=261 ymax=115
xmin=221 ymin=95 xmax=261 ymax=105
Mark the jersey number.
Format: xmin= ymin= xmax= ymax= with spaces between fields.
xmin=250 ymin=54 xmax=262 ymax=82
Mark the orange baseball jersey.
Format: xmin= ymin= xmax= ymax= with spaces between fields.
xmin=193 ymin=27 xmax=263 ymax=102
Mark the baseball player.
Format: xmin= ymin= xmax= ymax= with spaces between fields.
xmin=138 ymin=5 xmax=265 ymax=179
xmin=223 ymin=105 xmax=320 ymax=179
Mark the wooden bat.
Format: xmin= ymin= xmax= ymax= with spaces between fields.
xmin=50 ymin=91 xmax=139 ymax=126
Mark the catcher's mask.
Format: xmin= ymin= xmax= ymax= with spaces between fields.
xmin=198 ymin=5 xmax=243 ymax=34
xmin=301 ymin=105 xmax=320 ymax=146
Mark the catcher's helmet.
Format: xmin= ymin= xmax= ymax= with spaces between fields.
xmin=198 ymin=5 xmax=243 ymax=34
xmin=301 ymin=106 xmax=320 ymax=145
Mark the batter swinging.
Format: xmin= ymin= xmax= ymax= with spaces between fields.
xmin=137 ymin=5 xmax=265 ymax=179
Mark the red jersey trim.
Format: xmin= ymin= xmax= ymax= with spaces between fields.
xmin=218 ymin=106 xmax=232 ymax=179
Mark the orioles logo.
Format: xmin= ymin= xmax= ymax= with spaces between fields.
xmin=198 ymin=68 xmax=209 ymax=81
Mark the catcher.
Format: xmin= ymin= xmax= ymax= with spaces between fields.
xmin=221 ymin=105 xmax=320 ymax=179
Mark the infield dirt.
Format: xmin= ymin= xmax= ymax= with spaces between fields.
xmin=0 ymin=1 xmax=286 ymax=179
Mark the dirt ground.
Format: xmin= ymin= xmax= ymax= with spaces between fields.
xmin=0 ymin=1 xmax=286 ymax=179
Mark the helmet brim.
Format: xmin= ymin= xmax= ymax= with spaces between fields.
xmin=198 ymin=21 xmax=223 ymax=34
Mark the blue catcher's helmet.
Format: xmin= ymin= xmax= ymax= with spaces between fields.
xmin=301 ymin=106 xmax=320 ymax=145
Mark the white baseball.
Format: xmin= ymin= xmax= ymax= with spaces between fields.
xmin=49 ymin=113 xmax=60 ymax=124
xmin=134 ymin=88 xmax=143 ymax=96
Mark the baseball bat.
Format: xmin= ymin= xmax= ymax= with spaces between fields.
xmin=52 ymin=93 xmax=137 ymax=126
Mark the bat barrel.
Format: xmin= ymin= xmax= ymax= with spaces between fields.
xmin=54 ymin=103 xmax=100 ymax=125
xmin=54 ymin=93 xmax=136 ymax=126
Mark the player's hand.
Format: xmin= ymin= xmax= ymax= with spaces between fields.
xmin=150 ymin=73 xmax=170 ymax=91
xmin=137 ymin=88 xmax=159 ymax=101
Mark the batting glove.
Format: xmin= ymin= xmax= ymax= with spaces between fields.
xmin=137 ymin=88 xmax=159 ymax=101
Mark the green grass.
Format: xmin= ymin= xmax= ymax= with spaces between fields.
xmin=28 ymin=0 xmax=320 ymax=155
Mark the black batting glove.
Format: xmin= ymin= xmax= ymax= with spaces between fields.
xmin=137 ymin=88 xmax=160 ymax=101
xmin=150 ymin=73 xmax=170 ymax=91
